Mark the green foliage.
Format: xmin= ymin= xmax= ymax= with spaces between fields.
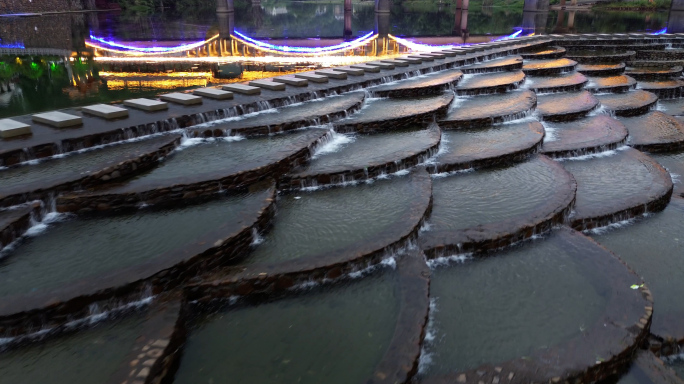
xmin=117 ymin=0 xmax=156 ymax=14
xmin=593 ymin=0 xmax=671 ymax=11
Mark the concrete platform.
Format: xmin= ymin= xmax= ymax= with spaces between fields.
xmin=32 ymin=111 xmax=82 ymax=128
xmin=381 ymin=59 xmax=410 ymax=67
xmin=0 ymin=119 xmax=31 ymax=139
xmin=334 ymin=67 xmax=365 ymax=76
xmin=249 ymin=80 xmax=286 ymax=91
xmin=400 ymin=57 xmax=423 ymax=64
xmin=315 ymin=69 xmax=348 ymax=79
xmin=273 ymin=77 xmax=309 ymax=87
xmin=81 ymin=104 xmax=129 ymax=120
xmin=222 ymin=84 xmax=261 ymax=95
xmin=440 ymin=51 xmax=458 ymax=57
xmin=408 ymin=55 xmax=434 ymax=62
xmin=160 ymin=93 xmax=203 ymax=106
xmin=350 ymin=64 xmax=381 ymax=73
xmin=423 ymin=53 xmax=446 ymax=59
xmin=123 ymin=98 xmax=169 ymax=112
xmin=366 ymin=61 xmax=395 ymax=69
xmin=193 ymin=88 xmax=234 ymax=100
xmin=295 ymin=73 xmax=329 ymax=83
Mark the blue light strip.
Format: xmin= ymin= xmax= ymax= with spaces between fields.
xmin=232 ymin=30 xmax=375 ymax=53
xmin=652 ymin=28 xmax=668 ymax=35
xmin=88 ymin=34 xmax=210 ymax=53
xmin=493 ymin=29 xmax=523 ymax=41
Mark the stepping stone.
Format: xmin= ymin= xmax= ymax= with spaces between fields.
xmin=522 ymin=58 xmax=578 ymax=76
xmin=637 ymin=79 xmax=684 ymax=99
xmin=314 ymin=69 xmax=347 ymax=79
xmin=369 ymin=70 xmax=463 ymax=98
xmin=295 ymin=73 xmax=329 ymax=83
xmin=381 ymin=59 xmax=409 ymax=67
xmin=585 ymin=75 xmax=637 ymax=93
xmin=460 ymin=56 xmax=524 ymax=74
xmin=222 ymin=84 xmax=261 ymax=95
xmin=439 ymin=50 xmax=457 ymax=57
xmin=456 ymin=71 xmax=526 ymax=96
xmin=333 ymin=67 xmax=365 ymax=76
xmin=439 ymin=90 xmax=537 ymax=129
xmin=423 ymin=52 xmax=446 ymax=59
xmin=541 ymin=115 xmax=628 ymax=158
xmin=365 ymin=61 xmax=394 ymax=69
xmin=249 ymin=80 xmax=286 ymax=91
xmin=536 ymin=90 xmax=599 ymax=121
xmin=81 ymin=104 xmax=129 ymax=120
xmin=576 ymin=63 xmax=626 ymax=76
xmin=618 ymin=111 xmax=684 ymax=152
xmin=625 ymin=65 xmax=683 ymax=80
xmin=408 ymin=55 xmax=434 ymax=62
xmin=123 ymin=98 xmax=169 ymax=111
xmin=596 ymin=90 xmax=658 ymax=116
xmin=0 ymin=119 xmax=31 ymax=139
xmin=272 ymin=77 xmax=308 ymax=87
xmin=193 ymin=87 xmax=234 ymax=100
xmin=399 ymin=57 xmax=422 ymax=64
xmin=159 ymin=92 xmax=203 ymax=105
xmin=524 ymin=72 xmax=588 ymax=93
xmin=561 ymin=147 xmax=672 ymax=230
xmin=445 ymin=49 xmax=467 ymax=56
xmin=32 ymin=111 xmax=83 ymax=128
xmin=431 ymin=120 xmax=545 ymax=173
xmin=349 ymin=64 xmax=381 ymax=73
xmin=520 ymin=46 xmax=566 ymax=60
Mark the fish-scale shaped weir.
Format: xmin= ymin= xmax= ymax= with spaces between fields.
xmin=460 ymin=56 xmax=523 ymax=74
xmin=566 ymin=50 xmax=636 ymax=64
xmin=520 ymin=46 xmax=567 ymax=60
xmin=439 ymin=90 xmax=537 ymax=129
xmin=561 ymin=147 xmax=673 ymax=230
xmin=656 ymin=98 xmax=684 ymax=116
xmin=455 ymin=71 xmax=526 ymax=96
xmin=585 ymin=75 xmax=637 ymax=93
xmin=596 ymin=90 xmax=658 ymax=116
xmin=421 ymin=156 xmax=576 ymax=256
xmin=625 ymin=65 xmax=683 ymax=80
xmin=650 ymin=150 xmax=684 ymax=196
xmin=368 ymin=70 xmax=463 ymax=98
xmin=576 ymin=63 xmax=626 ymax=76
xmin=282 ymin=125 xmax=441 ymax=189
xmin=0 ymin=186 xmax=274 ymax=324
xmin=542 ymin=115 xmax=629 ymax=158
xmin=334 ymin=93 xmax=454 ymax=133
xmin=56 ymin=129 xmax=327 ymax=212
xmin=430 ymin=121 xmax=544 ymax=173
xmin=637 ymin=79 xmax=684 ymax=99
xmin=421 ymin=228 xmax=651 ymax=384
xmin=618 ymin=111 xmax=684 ymax=152
xmin=0 ymin=134 xmax=181 ymax=208
xmin=592 ymin=197 xmax=684 ymax=341
xmin=616 ymin=350 xmax=684 ymax=384
xmin=523 ymin=72 xmax=588 ymax=93
xmin=176 ymin=269 xmax=401 ymax=384
xmin=522 ymin=58 xmax=578 ymax=76
xmin=536 ymin=90 xmax=599 ymax=121
xmin=188 ymin=93 xmax=365 ymax=137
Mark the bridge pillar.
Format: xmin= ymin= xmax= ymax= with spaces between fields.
xmin=672 ymin=0 xmax=684 ymax=11
xmin=375 ymin=12 xmax=390 ymax=37
xmin=344 ymin=0 xmax=353 ymax=39
xmin=523 ymin=0 xmax=548 ymax=12
xmin=522 ymin=9 xmax=548 ymax=34
xmin=216 ymin=0 xmax=234 ymax=13
xmin=375 ymin=0 xmax=390 ymax=13
xmin=453 ymin=8 xmax=469 ymax=37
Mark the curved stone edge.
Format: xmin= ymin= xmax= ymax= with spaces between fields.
xmin=576 ymin=63 xmax=627 ymax=76
xmin=0 ymin=134 xmax=182 ymax=209
xmin=629 ymin=119 xmax=684 ymax=153
xmin=527 ymin=78 xmax=588 ymax=94
xmin=55 ymin=130 xmax=329 ymax=214
xmin=421 ymin=155 xmax=577 ymax=257
xmin=538 ymin=93 xmax=600 ymax=122
xmin=599 ymin=93 xmax=659 ymax=117
xmin=367 ymin=250 xmax=431 ymax=384
xmin=565 ymin=51 xmax=636 ymax=64
xmin=639 ymin=84 xmax=684 ymax=100
xmin=586 ymin=76 xmax=638 ymax=94
xmin=184 ymin=168 xmax=433 ymax=302
xmin=0 ymin=203 xmax=41 ymax=251
xmin=188 ymin=93 xmax=366 ymax=137
xmin=280 ymin=125 xmax=441 ymax=190
xmin=522 ymin=60 xmax=578 ymax=76
xmin=569 ymin=151 xmax=674 ymax=231
xmin=421 ymin=227 xmax=654 ymax=384
xmin=541 ymin=120 xmax=630 ymax=159
xmin=455 ymin=74 xmax=526 ymax=97
xmin=429 ymin=122 xmax=544 ymax=173
xmin=0 ymin=182 xmax=276 ymax=339
xmin=626 ymin=66 xmax=684 ymax=81
xmin=520 ymin=47 xmax=566 ymax=60
xmin=371 ymin=74 xmax=463 ymax=98
xmin=438 ymin=92 xmax=537 ymax=129
xmin=334 ymin=94 xmax=454 ymax=134
xmin=461 ymin=61 xmax=524 ymax=75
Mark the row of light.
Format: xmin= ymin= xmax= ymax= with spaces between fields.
xmin=387 ymin=29 xmax=524 ymax=52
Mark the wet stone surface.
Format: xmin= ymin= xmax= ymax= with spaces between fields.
xmin=596 ymin=90 xmax=658 ymax=116
xmin=368 ymin=70 xmax=463 ymax=98
xmin=650 ymin=150 xmax=684 ymax=196
xmin=576 ymin=63 xmax=627 ymax=76
xmin=585 ymin=75 xmax=638 ymax=93
xmin=637 ymin=79 xmax=684 ymax=99
xmin=536 ymin=90 xmax=599 ymax=121
xmin=625 ymin=65 xmax=683 ymax=80
xmin=455 ymin=71 xmax=526 ymax=96
xmin=523 ymin=71 xmax=588 ymax=93
xmin=439 ymin=90 xmax=536 ymax=128
xmin=542 ymin=115 xmax=629 ymax=158
xmin=522 ymin=58 xmax=578 ymax=76
xmin=618 ymin=111 xmax=684 ymax=152
xmin=460 ymin=56 xmax=523 ymax=74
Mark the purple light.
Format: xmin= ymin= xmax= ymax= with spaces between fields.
xmin=492 ymin=29 xmax=523 ymax=41
xmin=0 ymin=39 xmax=24 ymax=49
xmin=232 ymin=30 xmax=375 ymax=53
xmin=652 ymin=28 xmax=668 ymax=35
xmin=88 ymin=34 xmax=209 ymax=53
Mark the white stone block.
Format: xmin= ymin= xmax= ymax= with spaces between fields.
xmin=366 ymin=61 xmax=394 ymax=69
xmin=32 ymin=111 xmax=82 ymax=128
xmin=315 ymin=69 xmax=347 ymax=79
xmin=350 ymin=64 xmax=381 ymax=73
xmin=381 ymin=59 xmax=409 ymax=67
xmin=273 ymin=77 xmax=308 ymax=87
xmin=0 ymin=119 xmax=31 ymax=138
xmin=160 ymin=92 xmax=203 ymax=105
xmin=408 ymin=55 xmax=433 ymax=62
xmin=222 ymin=84 xmax=261 ymax=95
xmin=295 ymin=73 xmax=329 ymax=83
xmin=249 ymin=80 xmax=286 ymax=91
xmin=81 ymin=104 xmax=129 ymax=119
xmin=193 ymin=88 xmax=234 ymax=100
xmin=334 ymin=67 xmax=365 ymax=76
xmin=123 ymin=98 xmax=169 ymax=112
xmin=400 ymin=57 xmax=423 ymax=64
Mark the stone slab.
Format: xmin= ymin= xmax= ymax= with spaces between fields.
xmin=366 ymin=61 xmax=395 ymax=69
xmin=32 ymin=111 xmax=83 ymax=128
xmin=222 ymin=84 xmax=261 ymax=95
xmin=0 ymin=119 xmax=31 ymax=139
xmin=249 ymin=80 xmax=286 ymax=91
xmin=424 ymin=52 xmax=446 ymax=59
xmin=294 ymin=73 xmax=328 ymax=83
xmin=315 ymin=69 xmax=348 ymax=79
xmin=273 ymin=77 xmax=309 ymax=87
xmin=334 ymin=67 xmax=365 ymax=76
xmin=400 ymin=57 xmax=423 ymax=64
xmin=81 ymin=104 xmax=129 ymax=120
xmin=123 ymin=98 xmax=169 ymax=112
xmin=439 ymin=50 xmax=457 ymax=57
xmin=159 ymin=92 xmax=203 ymax=106
xmin=381 ymin=59 xmax=409 ymax=67
xmin=193 ymin=88 xmax=234 ymax=100
xmin=409 ymin=55 xmax=434 ymax=62
xmin=350 ymin=64 xmax=381 ymax=73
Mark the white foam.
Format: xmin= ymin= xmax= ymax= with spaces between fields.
xmin=430 ymin=168 xmax=475 ymax=178
xmin=584 ymin=212 xmax=652 ymax=235
xmin=555 ymin=145 xmax=629 ymax=162
xmin=543 ymin=125 xmax=559 ymax=142
xmin=427 ymin=253 xmax=473 ymax=269
xmin=417 ymin=298 xmax=439 ymax=374
xmin=312 ymin=131 xmax=355 ymax=159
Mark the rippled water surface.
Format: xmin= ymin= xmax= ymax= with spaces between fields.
xmin=174 ymin=271 xmax=399 ymax=384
